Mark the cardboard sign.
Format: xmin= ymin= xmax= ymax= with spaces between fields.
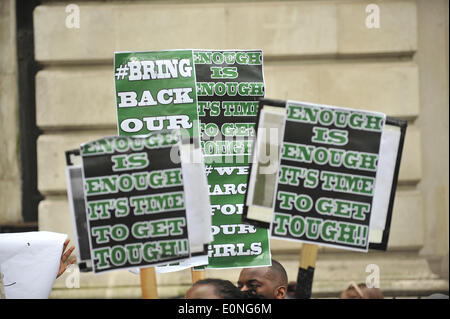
xmin=259 ymin=101 xmax=385 ymax=252
xmin=245 ymin=99 xmax=407 ymax=251
xmin=205 ymin=155 xmax=271 ymax=268
xmin=114 ymin=50 xmax=199 ymax=139
xmin=114 ymin=49 xmax=264 ymax=144
xmin=195 ymin=50 xmax=270 ymax=268
xmin=367 ymin=118 xmax=407 ymax=250
xmin=80 ymin=132 xmax=192 ymax=273
xmin=65 ymin=157 xmax=92 ymax=272
xmin=113 ymin=49 xmax=270 ymax=270
xmin=154 ymin=255 xmax=209 ymax=274
xmin=245 ymin=105 xmax=286 ymax=227
xmin=194 ymin=50 xmax=265 ymax=155
xmin=66 ymin=140 xmax=213 ymax=274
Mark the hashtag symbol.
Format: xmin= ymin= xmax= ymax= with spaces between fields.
xmin=205 ymin=165 xmax=213 ymax=176
xmin=115 ymin=64 xmax=128 ymax=80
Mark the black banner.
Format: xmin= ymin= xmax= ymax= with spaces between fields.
xmin=194 ymin=50 xmax=265 ymax=156
xmin=271 ymin=101 xmax=385 ymax=251
xmin=80 ymin=132 xmax=190 ymax=273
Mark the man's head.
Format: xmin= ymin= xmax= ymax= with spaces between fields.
xmin=185 ymin=279 xmax=241 ymax=299
xmin=339 ymin=282 xmax=384 ymax=299
xmin=237 ymin=259 xmax=288 ymax=299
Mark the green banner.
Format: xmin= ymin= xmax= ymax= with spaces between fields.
xmin=193 ymin=50 xmax=264 ymax=156
xmin=196 ymin=50 xmax=270 ymax=268
xmin=113 ymin=49 xmax=270 ymax=269
xmin=114 ymin=50 xmax=199 ymax=139
xmin=205 ymin=155 xmax=271 ymax=268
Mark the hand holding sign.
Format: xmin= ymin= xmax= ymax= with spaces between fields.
xmin=57 ymin=238 xmax=76 ymax=278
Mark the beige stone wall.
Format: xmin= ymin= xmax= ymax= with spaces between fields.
xmin=27 ymin=0 xmax=448 ymax=297
xmin=416 ymin=0 xmax=449 ymax=279
xmin=0 ymin=0 xmax=21 ymax=224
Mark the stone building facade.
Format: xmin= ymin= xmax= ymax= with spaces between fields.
xmin=0 ymin=0 xmax=448 ymax=298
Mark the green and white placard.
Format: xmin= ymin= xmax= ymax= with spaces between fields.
xmin=113 ymin=49 xmax=271 ymax=269
xmin=205 ymin=155 xmax=271 ymax=268
xmin=114 ymin=50 xmax=199 ymax=139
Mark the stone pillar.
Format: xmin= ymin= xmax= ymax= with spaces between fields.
xmin=0 ymin=0 xmax=22 ymax=224
xmin=416 ymin=0 xmax=449 ymax=280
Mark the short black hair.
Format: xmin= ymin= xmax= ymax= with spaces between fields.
xmin=193 ymin=279 xmax=267 ymax=299
xmin=267 ymin=259 xmax=288 ymax=286
xmin=193 ymin=279 xmax=242 ymax=299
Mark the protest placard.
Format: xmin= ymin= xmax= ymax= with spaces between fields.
xmin=367 ymin=117 xmax=407 ymax=250
xmin=245 ymin=99 xmax=407 ymax=251
xmin=245 ymin=104 xmax=286 ymax=228
xmin=65 ymin=154 xmax=92 ymax=272
xmin=114 ymin=50 xmax=199 ymax=139
xmin=80 ymin=132 xmax=192 ymax=273
xmin=243 ymin=99 xmax=406 ymax=298
xmin=205 ymin=155 xmax=271 ymax=268
xmin=270 ymin=101 xmax=386 ymax=252
xmin=195 ymin=49 xmax=270 ymax=268
xmin=67 ymin=141 xmax=213 ymax=274
xmin=113 ymin=49 xmax=270 ymax=270
xmin=194 ymin=50 xmax=265 ymax=156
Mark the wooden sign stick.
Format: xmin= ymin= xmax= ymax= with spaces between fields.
xmin=294 ymin=243 xmax=318 ymax=299
xmin=0 ymin=270 xmax=5 ymax=299
xmin=191 ymin=268 xmax=206 ymax=284
xmin=140 ymin=267 xmax=158 ymax=299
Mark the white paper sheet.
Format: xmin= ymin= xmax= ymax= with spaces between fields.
xmin=246 ymin=108 xmax=286 ymax=224
xmin=181 ymin=143 xmax=213 ymax=253
xmin=0 ymin=231 xmax=67 ymax=299
xmin=370 ymin=124 xmax=401 ymax=231
xmin=155 ymin=255 xmax=209 ymax=274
